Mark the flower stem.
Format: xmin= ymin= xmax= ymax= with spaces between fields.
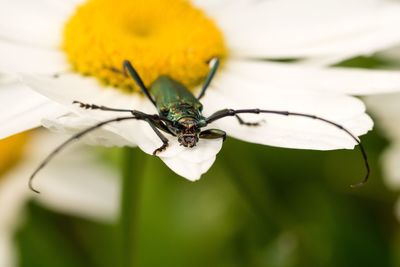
xmin=119 ymin=147 xmax=146 ymax=267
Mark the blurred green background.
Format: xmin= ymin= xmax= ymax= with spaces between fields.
xmin=12 ymin=57 xmax=400 ymax=267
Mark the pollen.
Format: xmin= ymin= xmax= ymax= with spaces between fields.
xmin=63 ymin=0 xmax=227 ymax=92
xmin=0 ymin=133 xmax=29 ymax=176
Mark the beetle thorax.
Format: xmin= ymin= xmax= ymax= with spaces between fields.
xmin=177 ymin=117 xmax=200 ymax=148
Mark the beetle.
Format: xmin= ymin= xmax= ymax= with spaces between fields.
xmin=29 ymin=58 xmax=370 ymax=193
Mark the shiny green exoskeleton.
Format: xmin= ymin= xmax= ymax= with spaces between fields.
xmin=29 ymin=58 xmax=370 ymax=193
xmin=152 ymin=76 xmax=204 ymax=122
xmin=150 ymin=76 xmax=208 ymax=147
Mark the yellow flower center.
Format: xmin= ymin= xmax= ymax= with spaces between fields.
xmin=63 ymin=0 xmax=226 ymax=92
xmin=0 ymin=133 xmax=29 ymax=176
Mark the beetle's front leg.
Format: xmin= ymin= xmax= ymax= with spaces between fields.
xmin=146 ymin=120 xmax=170 ymax=155
xmin=235 ymin=115 xmax=264 ymax=127
xmin=199 ymin=129 xmax=226 ymax=141
xmin=153 ymin=140 xmax=169 ymax=155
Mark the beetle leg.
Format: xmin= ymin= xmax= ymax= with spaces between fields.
xmin=197 ymin=57 xmax=220 ymax=100
xmin=147 ymin=117 xmax=175 ymax=136
xmin=146 ymin=120 xmax=170 ymax=155
xmin=235 ymin=115 xmax=264 ymax=127
xmin=199 ymin=129 xmax=226 ymax=141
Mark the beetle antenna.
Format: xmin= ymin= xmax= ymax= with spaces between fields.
xmin=29 ymin=116 xmax=138 ymax=193
xmin=206 ymin=108 xmax=370 ymax=187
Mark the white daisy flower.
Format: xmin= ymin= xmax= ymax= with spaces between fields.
xmin=0 ymin=130 xmax=119 ymax=267
xmin=2 ymin=0 xmax=400 ymax=181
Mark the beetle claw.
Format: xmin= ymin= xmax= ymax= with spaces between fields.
xmin=152 ymin=143 xmax=169 ymax=155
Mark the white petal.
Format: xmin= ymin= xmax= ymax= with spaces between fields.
xmin=202 ymin=77 xmax=372 ymax=150
xmin=213 ymin=0 xmax=400 ymax=59
xmin=0 ymin=168 xmax=31 ymax=231
xmin=0 ymin=233 xmax=15 ymax=267
xmin=36 ymin=153 xmax=120 ymax=223
xmin=192 ymin=0 xmax=253 ymax=14
xmin=222 ymin=59 xmax=400 ymax=95
xmin=171 ymin=139 xmax=223 ymax=164
xmin=299 ymin=54 xmax=360 ymax=66
xmin=0 ymin=81 xmax=66 ymax=140
xmin=0 ymin=41 xmax=69 ymax=74
xmin=0 ymin=0 xmax=82 ymax=48
xmin=365 ymin=93 xmax=400 ymax=140
xmin=0 ymin=73 xmax=18 ymax=84
xmin=0 ymin=157 xmax=29 ymax=267
xmin=162 ymin=156 xmax=217 ymax=181
xmin=206 ymin=71 xmax=367 ymax=117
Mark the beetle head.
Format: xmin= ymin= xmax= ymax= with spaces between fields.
xmin=177 ymin=117 xmax=200 ymax=147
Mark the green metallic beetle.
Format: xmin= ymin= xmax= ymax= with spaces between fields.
xmin=29 ymin=58 xmax=369 ymax=193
